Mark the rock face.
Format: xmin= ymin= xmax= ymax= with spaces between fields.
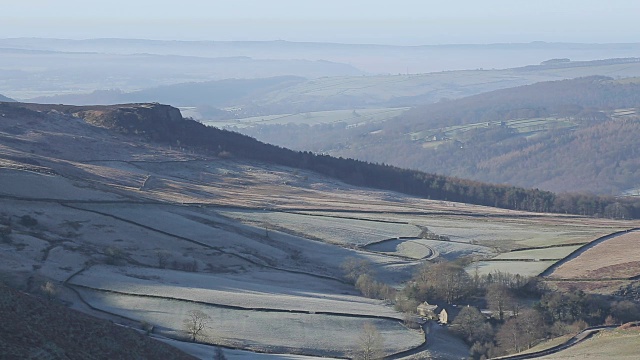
xmin=77 ymin=103 xmax=184 ymax=132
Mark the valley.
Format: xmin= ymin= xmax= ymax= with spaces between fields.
xmin=2 ymin=102 xmax=639 ymax=359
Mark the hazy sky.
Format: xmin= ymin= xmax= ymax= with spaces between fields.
xmin=3 ymin=0 xmax=640 ymax=45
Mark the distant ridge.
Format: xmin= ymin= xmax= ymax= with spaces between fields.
xmin=0 ymin=94 xmax=15 ymax=102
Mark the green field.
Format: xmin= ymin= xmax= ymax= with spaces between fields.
xmin=201 ymin=107 xmax=409 ymax=129
xmin=410 ymin=116 xmax=577 ymax=143
xmin=538 ymin=328 xmax=640 ymax=360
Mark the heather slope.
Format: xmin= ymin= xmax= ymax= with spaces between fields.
xmin=0 ymin=283 xmax=196 ymax=360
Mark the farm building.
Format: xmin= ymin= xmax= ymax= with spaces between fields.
xmin=417 ymin=302 xmax=449 ymax=324
xmin=438 ymin=309 xmax=448 ymax=324
xmin=417 ymin=301 xmax=438 ymax=319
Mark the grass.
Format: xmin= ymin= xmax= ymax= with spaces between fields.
xmin=217 ymin=209 xmax=422 ymax=246
xmin=365 ymin=239 xmax=435 ymax=259
xmin=70 ymin=265 xmax=401 ymax=318
xmin=77 ymin=288 xmax=424 ymax=358
xmin=470 ymin=260 xmax=557 ymax=277
xmin=492 ymin=246 xmax=582 ymax=260
xmin=550 ymin=231 xmax=640 ymax=279
xmin=201 ymin=107 xmax=409 ymax=129
xmin=538 ymin=328 xmax=640 ymax=359
xmin=410 ymin=116 xmax=578 ymax=143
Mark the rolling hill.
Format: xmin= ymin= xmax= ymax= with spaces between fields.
xmin=242 ymin=76 xmax=640 ymax=195
xmin=1 ymin=101 xmax=639 ymax=359
xmin=6 ymin=100 xmax=640 ymax=218
xmin=0 ymin=93 xmax=14 ymax=102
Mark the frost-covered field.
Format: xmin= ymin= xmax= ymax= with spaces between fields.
xmin=365 ymin=238 xmax=493 ymax=260
xmin=216 ymin=210 xmax=421 ymax=246
xmin=0 ymin=169 xmax=122 ymax=200
xmin=77 ymin=289 xmax=424 ymax=357
xmin=365 ymin=238 xmax=433 ymax=259
xmin=70 ymin=203 xmax=420 ymax=284
xmin=471 ymin=260 xmax=556 ymax=277
xmin=295 ymin=212 xmax=622 ymax=250
xmin=157 ymin=338 xmax=337 ymax=360
xmin=493 ymin=246 xmax=582 ymax=260
xmin=71 ymin=265 xmax=401 ymax=318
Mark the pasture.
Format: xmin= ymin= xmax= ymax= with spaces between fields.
xmin=70 ymin=265 xmax=401 ymax=318
xmin=470 ymin=260 xmax=556 ymax=277
xmin=216 ymin=209 xmax=421 ymax=246
xmin=538 ymin=328 xmax=640 ymax=360
xmin=492 ymin=245 xmax=582 ymax=261
xmin=75 ymin=288 xmax=424 ymax=358
xmin=410 ymin=116 xmax=577 ymax=143
xmin=549 ymin=231 xmax=640 ymax=280
xmin=201 ymin=107 xmax=409 ymax=129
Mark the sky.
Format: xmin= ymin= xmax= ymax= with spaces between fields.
xmin=3 ymin=0 xmax=640 ymax=45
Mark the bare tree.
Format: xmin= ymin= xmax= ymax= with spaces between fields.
xmin=450 ymin=306 xmax=493 ymax=344
xmin=355 ymin=322 xmax=385 ymax=360
xmin=496 ymin=309 xmax=544 ymax=354
xmin=486 ymin=283 xmax=514 ymax=321
xmin=341 ymin=258 xmax=373 ymax=284
xmin=183 ymin=310 xmax=211 ymax=342
xmin=156 ymin=250 xmax=171 ymax=269
xmin=414 ymin=261 xmax=472 ymax=304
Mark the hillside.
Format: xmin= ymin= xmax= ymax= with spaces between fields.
xmin=28 ymin=76 xmax=306 ymax=110
xmin=243 ymin=76 xmax=640 ymax=195
xmin=0 ymin=282 xmax=196 ymax=360
xmin=0 ymin=93 xmax=14 ymax=102
xmin=1 ymin=101 xmax=639 ymax=359
xmin=5 ymin=101 xmax=640 ymax=218
xmin=537 ymin=327 xmax=640 ymax=360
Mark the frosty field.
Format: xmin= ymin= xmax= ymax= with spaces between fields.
xmin=492 ymin=245 xmax=582 ymax=260
xmin=216 ymin=209 xmax=421 ymax=246
xmin=70 ymin=265 xmax=401 ymax=318
xmin=471 ymin=260 xmax=557 ymax=277
xmin=76 ymin=288 xmax=424 ymax=357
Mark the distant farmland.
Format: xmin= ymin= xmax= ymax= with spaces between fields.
xmin=200 ymin=107 xmax=409 ymax=129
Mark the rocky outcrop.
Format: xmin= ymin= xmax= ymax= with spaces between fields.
xmin=76 ymin=103 xmax=183 ymax=132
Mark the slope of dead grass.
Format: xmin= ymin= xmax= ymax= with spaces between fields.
xmin=550 ymin=231 xmax=640 ymax=279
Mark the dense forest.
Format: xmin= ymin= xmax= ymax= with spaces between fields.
xmin=19 ymin=101 xmax=636 ymax=220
